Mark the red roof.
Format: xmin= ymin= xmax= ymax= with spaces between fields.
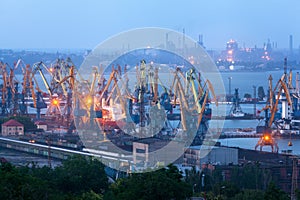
xmin=2 ymin=119 xmax=23 ymax=127
xmin=35 ymin=121 xmax=47 ymax=125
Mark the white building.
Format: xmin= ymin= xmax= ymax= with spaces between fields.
xmin=35 ymin=121 xmax=48 ymax=131
xmin=1 ymin=119 xmax=24 ymax=136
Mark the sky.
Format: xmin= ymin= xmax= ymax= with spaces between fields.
xmin=0 ymin=0 xmax=300 ymax=50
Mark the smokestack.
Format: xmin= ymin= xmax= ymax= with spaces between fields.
xmin=289 ymin=35 xmax=293 ymax=55
xmin=165 ymin=33 xmax=169 ymax=49
xmin=182 ymin=28 xmax=185 ymax=55
xmin=198 ymin=34 xmax=203 ymax=47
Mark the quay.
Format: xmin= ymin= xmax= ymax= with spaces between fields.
xmin=0 ymin=137 xmax=132 ymax=171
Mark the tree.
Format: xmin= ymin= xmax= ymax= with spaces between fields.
xmin=0 ymin=162 xmax=50 ymax=200
xmin=258 ymin=86 xmax=266 ymax=101
xmin=106 ymin=164 xmax=192 ymax=200
xmin=264 ymin=182 xmax=289 ymax=200
xmin=80 ymin=190 xmax=103 ymax=200
xmin=0 ymin=156 xmax=109 ymax=200
xmin=53 ymin=156 xmax=108 ymax=195
xmin=185 ymin=166 xmax=201 ymax=194
xmin=244 ymin=93 xmax=251 ymax=99
xmin=232 ymin=189 xmax=264 ymax=200
xmin=212 ymin=182 xmax=240 ymax=199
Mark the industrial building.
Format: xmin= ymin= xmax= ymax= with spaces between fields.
xmin=183 ymin=145 xmax=238 ymax=168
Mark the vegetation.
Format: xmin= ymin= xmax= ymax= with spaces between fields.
xmin=244 ymin=93 xmax=252 ymax=99
xmin=0 ymin=156 xmax=292 ymax=200
xmin=105 ymin=165 xmax=192 ymax=200
xmin=0 ymin=156 xmax=108 ymax=200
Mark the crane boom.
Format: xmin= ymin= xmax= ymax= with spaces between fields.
xmin=33 ymin=62 xmax=52 ymax=96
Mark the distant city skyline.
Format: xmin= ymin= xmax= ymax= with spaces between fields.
xmin=1 ymin=0 xmax=300 ymax=49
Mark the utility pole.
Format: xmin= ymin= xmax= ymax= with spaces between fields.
xmin=47 ymin=136 xmax=52 ymax=168
xmin=253 ymin=85 xmax=256 ymax=118
xmin=228 ymin=77 xmax=232 ymax=102
xmin=291 ymin=156 xmax=298 ymax=200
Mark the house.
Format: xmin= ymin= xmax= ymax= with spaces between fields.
xmin=1 ymin=119 xmax=24 ymax=136
xmin=34 ymin=121 xmax=47 ymax=131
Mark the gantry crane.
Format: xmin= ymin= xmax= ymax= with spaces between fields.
xmin=73 ymin=66 xmax=101 ymax=129
xmin=32 ymin=62 xmax=61 ymax=118
xmin=169 ymin=67 xmax=217 ymax=143
xmin=28 ymin=63 xmax=49 ymax=120
xmin=255 ymin=76 xmax=292 ymax=153
xmin=0 ymin=62 xmax=8 ymax=116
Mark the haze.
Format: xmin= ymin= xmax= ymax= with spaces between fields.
xmin=0 ymin=0 xmax=299 ymax=49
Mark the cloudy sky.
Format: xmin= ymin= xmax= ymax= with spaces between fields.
xmin=1 ymin=0 xmax=299 ymax=49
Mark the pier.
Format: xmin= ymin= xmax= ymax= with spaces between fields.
xmin=0 ymin=137 xmax=132 ymax=170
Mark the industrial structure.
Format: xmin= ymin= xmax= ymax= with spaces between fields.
xmin=74 ymin=60 xmax=217 ymax=149
xmin=256 ymin=58 xmax=300 ymax=152
xmin=0 ymin=57 xmax=217 ymax=169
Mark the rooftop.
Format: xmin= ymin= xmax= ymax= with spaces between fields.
xmin=2 ymin=119 xmax=23 ymax=127
xmin=34 ymin=121 xmax=47 ymax=125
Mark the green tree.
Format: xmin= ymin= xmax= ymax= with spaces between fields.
xmin=296 ymin=188 xmax=300 ymax=200
xmin=264 ymin=182 xmax=289 ymax=200
xmin=229 ymin=163 xmax=271 ymax=190
xmin=106 ymin=164 xmax=192 ymax=200
xmin=0 ymin=162 xmax=50 ymax=200
xmin=53 ymin=156 xmax=108 ymax=195
xmin=212 ymin=181 xmax=240 ymax=199
xmin=244 ymin=93 xmax=252 ymax=99
xmin=232 ymin=189 xmax=264 ymax=200
xmin=80 ymin=190 xmax=103 ymax=200
xmin=0 ymin=156 xmax=109 ymax=200
xmin=185 ymin=166 xmax=201 ymax=194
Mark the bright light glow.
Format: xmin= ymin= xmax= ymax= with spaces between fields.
xmin=52 ymin=99 xmax=59 ymax=106
xmin=228 ymin=50 xmax=233 ymax=55
xmin=264 ymin=135 xmax=270 ymax=141
xmin=87 ymin=97 xmax=92 ymax=105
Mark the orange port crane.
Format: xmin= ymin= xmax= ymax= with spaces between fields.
xmin=255 ymin=75 xmax=292 ymax=153
xmin=0 ymin=62 xmax=8 ymax=115
xmin=32 ymin=62 xmax=62 ymax=117
xmin=170 ymin=68 xmax=217 ymax=133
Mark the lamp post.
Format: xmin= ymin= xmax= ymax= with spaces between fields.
xmin=253 ymin=85 xmax=257 ymax=117
xmin=228 ymin=77 xmax=232 ymax=101
xmin=201 ymin=173 xmax=205 ymax=192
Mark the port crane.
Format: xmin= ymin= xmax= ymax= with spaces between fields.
xmin=168 ymin=67 xmax=216 ymax=143
xmin=0 ymin=61 xmax=22 ymax=116
xmin=31 ymin=62 xmax=62 ymax=118
xmin=0 ymin=62 xmax=8 ymax=115
xmin=255 ymin=75 xmax=292 ymax=153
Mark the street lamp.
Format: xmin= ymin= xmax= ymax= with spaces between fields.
xmin=253 ymin=85 xmax=257 ymax=117
xmin=228 ymin=77 xmax=232 ymax=101
xmin=201 ymin=174 xmax=205 ymax=188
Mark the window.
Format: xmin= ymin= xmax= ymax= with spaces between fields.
xmin=19 ymin=128 xmax=22 ymax=130
xmin=136 ymin=148 xmax=146 ymax=154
